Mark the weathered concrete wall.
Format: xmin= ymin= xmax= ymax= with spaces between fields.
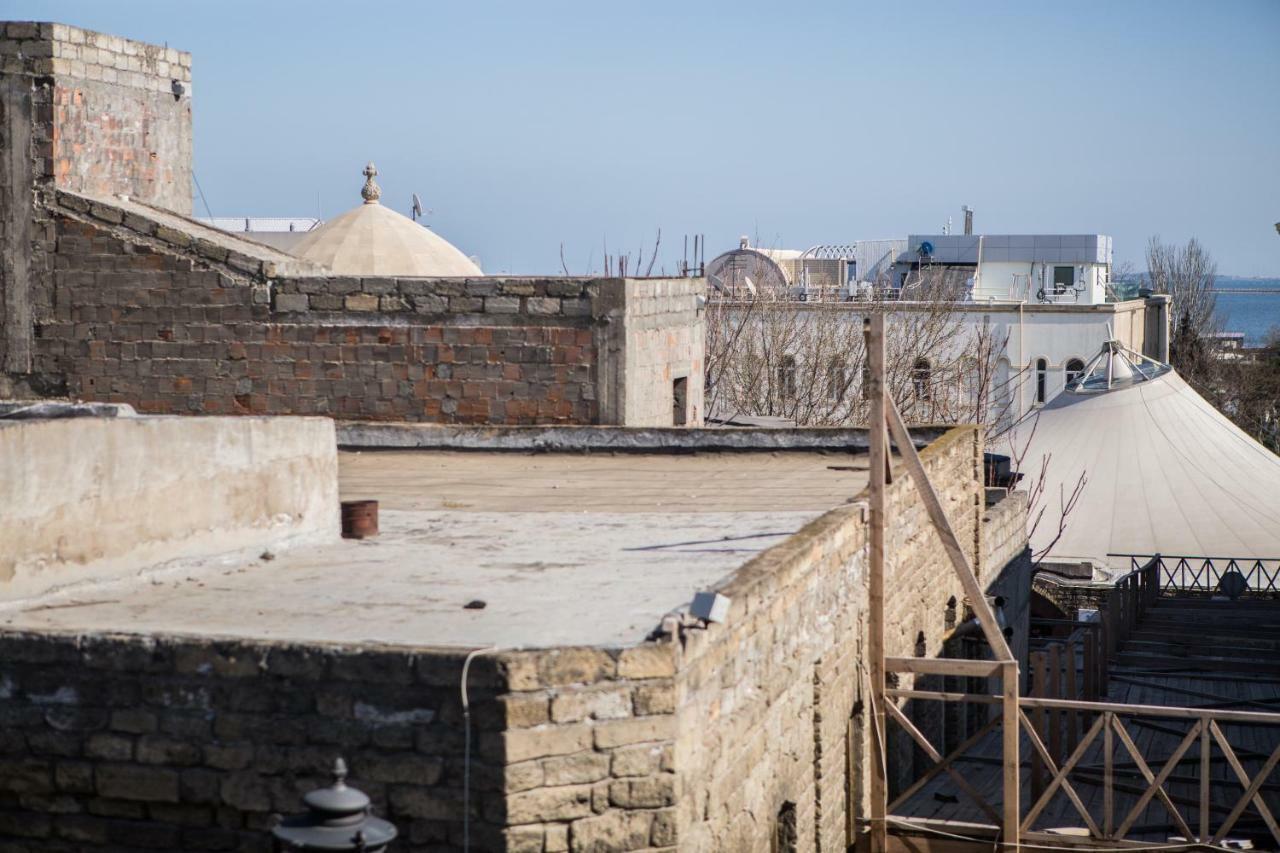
xmin=8 ymin=191 xmax=706 ymax=426
xmin=621 ymin=278 xmax=705 ymax=427
xmin=0 ymin=415 xmax=338 ymax=601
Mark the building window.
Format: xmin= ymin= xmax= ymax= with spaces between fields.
xmin=1053 ymin=266 xmax=1074 ymax=295
xmin=1065 ymin=358 xmax=1085 ymax=388
xmin=777 ymin=356 xmax=797 ymax=399
xmin=912 ymin=358 xmax=931 ymax=400
xmin=775 ymin=801 xmax=798 ymax=853
xmin=672 ymin=376 xmax=688 ymax=425
xmin=827 ymin=358 xmax=846 ymax=401
xmin=1035 ymin=358 xmax=1048 ymax=404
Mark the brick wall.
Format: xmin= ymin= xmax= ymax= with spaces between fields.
xmin=1 ymin=21 xmax=193 ymax=213
xmin=14 ymin=192 xmax=704 ymax=425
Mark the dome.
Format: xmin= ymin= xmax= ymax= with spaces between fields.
xmin=291 ymin=163 xmax=482 ymax=277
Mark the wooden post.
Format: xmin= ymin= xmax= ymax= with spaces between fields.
xmin=1083 ymin=629 xmax=1096 ymax=702
xmin=1104 ymin=712 xmax=1114 ymax=838
xmin=865 ymin=314 xmax=887 ymax=853
xmin=1199 ymin=714 xmax=1211 ymax=843
xmin=1030 ymin=651 xmax=1047 ymax=800
xmin=1002 ymin=660 xmax=1020 ymax=851
xmin=1048 ymin=644 xmax=1063 ymax=766
xmin=1065 ymin=639 xmax=1079 ymax=752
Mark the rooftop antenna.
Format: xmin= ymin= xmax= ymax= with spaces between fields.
xmin=410 ymin=193 xmax=432 ymax=223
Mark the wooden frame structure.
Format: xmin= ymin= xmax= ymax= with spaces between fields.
xmin=864 ymin=313 xmax=1022 ymax=852
xmin=863 ymin=315 xmax=1280 ymax=851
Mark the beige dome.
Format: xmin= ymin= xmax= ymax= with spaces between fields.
xmin=292 ymin=163 xmax=482 ymax=277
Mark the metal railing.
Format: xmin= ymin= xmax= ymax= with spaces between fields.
xmin=1111 ymin=553 xmax=1280 ymax=597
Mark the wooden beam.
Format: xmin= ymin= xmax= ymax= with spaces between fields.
xmin=1018 ymin=696 xmax=1280 ymax=726
xmin=883 ymin=397 xmax=1015 ymax=662
xmin=866 ymin=313 xmax=888 ymax=853
xmin=1109 ymin=715 xmax=1195 ymax=842
xmin=1021 ymin=711 xmax=1106 ymax=831
xmin=1001 ymin=659 xmax=1019 ymax=851
xmin=1017 ymin=709 xmax=1101 ymax=837
xmin=1210 ymin=720 xmax=1280 ymax=845
xmin=1213 ymin=740 xmax=1280 ymax=846
xmin=885 ymin=657 xmax=1002 ymax=678
xmin=886 ymin=689 xmax=1002 ymax=705
xmin=1115 ymin=719 xmax=1201 ymax=837
xmin=888 ymin=717 xmax=1001 ymax=814
xmin=884 ymin=701 xmax=1001 ymax=825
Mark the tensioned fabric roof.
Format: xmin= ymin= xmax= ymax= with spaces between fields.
xmin=999 ymin=369 xmax=1280 ymax=569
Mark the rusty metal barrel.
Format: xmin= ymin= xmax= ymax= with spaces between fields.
xmin=340 ymin=500 xmax=379 ymax=539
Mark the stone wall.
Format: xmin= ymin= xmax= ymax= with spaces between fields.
xmin=11 ymin=190 xmax=704 ymax=425
xmin=615 ymin=278 xmax=704 ymax=426
xmin=0 ymin=427 xmax=1029 ymax=852
xmin=1 ymin=21 xmax=193 ymax=213
xmin=0 ymin=414 xmax=338 ymax=601
xmin=670 ymin=426 xmax=1014 ymax=852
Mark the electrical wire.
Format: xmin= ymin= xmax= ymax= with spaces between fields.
xmin=192 ymin=170 xmax=214 ymax=220
xmin=460 ymin=645 xmax=500 ymax=853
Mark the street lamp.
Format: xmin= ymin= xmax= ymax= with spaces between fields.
xmin=272 ymin=758 xmax=397 ymax=852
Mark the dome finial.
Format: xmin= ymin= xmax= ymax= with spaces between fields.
xmin=361 ymin=162 xmax=381 ymax=204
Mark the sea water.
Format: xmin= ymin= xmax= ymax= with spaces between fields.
xmin=1216 ymin=277 xmax=1280 ymax=347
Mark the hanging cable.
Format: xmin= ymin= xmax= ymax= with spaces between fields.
xmin=192 ymin=171 xmax=215 ymax=220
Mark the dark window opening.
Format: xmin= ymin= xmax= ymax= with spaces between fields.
xmin=1053 ymin=266 xmax=1074 ymax=295
xmin=1035 ymin=358 xmax=1047 ymax=404
xmin=827 ymin=358 xmax=846 ymax=402
xmin=774 ymin=801 xmax=798 ymax=853
xmin=673 ymin=376 xmax=688 ymax=426
xmin=1065 ymin=358 xmax=1085 ymax=388
xmin=912 ymin=358 xmax=931 ymax=400
xmin=777 ymin=356 xmax=797 ymax=399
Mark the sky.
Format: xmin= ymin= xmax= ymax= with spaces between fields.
xmin=9 ymin=0 xmax=1280 ymax=276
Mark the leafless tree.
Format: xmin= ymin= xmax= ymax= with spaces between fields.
xmin=704 ymin=267 xmax=1022 ymax=435
xmin=999 ymin=411 xmax=1088 ymax=563
xmin=1146 ymin=236 xmax=1219 ymax=379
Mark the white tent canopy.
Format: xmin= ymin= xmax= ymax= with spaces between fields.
xmin=1000 ymin=353 xmax=1280 ymax=571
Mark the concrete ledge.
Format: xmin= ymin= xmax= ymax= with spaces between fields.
xmin=0 ymin=415 xmax=339 ymax=601
xmin=336 ymin=423 xmax=949 ymax=453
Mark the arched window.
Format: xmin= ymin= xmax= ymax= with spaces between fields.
xmin=1065 ymin=358 xmax=1085 ymax=388
xmin=912 ymin=358 xmax=932 ymax=400
xmin=777 ymin=355 xmax=797 ymax=399
xmin=1035 ymin=358 xmax=1048 ymax=404
xmin=827 ymin=357 xmax=846 ymax=402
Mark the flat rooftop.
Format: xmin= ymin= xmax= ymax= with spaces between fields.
xmin=0 ymin=450 xmax=871 ymax=649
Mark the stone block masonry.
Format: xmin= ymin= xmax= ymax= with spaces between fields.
xmin=0 ymin=426 xmax=1029 ymax=851
xmin=12 ymin=190 xmax=705 ymax=426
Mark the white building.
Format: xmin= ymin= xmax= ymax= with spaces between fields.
xmin=706 ymin=232 xmax=1170 ymax=425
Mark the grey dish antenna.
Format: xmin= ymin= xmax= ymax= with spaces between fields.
xmin=410 ymin=193 xmax=423 ymax=222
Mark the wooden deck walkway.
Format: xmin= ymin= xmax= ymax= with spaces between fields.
xmin=890 ymin=596 xmax=1280 ymax=848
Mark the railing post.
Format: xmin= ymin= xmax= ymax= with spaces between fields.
xmin=1104 ymin=711 xmax=1114 ymax=838
xmin=1083 ymin=629 xmax=1096 ymax=701
xmin=1002 ymin=660 xmax=1020 ymax=852
xmin=1199 ymin=714 xmax=1211 ymax=843
xmin=1048 ymin=643 xmax=1063 ymax=765
xmin=1065 ymin=639 xmax=1079 ymax=751
xmin=1030 ymin=651 xmax=1047 ymax=801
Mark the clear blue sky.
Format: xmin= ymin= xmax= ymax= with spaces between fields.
xmin=10 ymin=0 xmax=1280 ymax=276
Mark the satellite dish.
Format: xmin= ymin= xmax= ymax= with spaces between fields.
xmin=919 ymin=241 xmax=934 ymax=256
xmin=743 ymin=275 xmax=757 ymax=296
xmin=411 ymin=193 xmax=423 ymax=221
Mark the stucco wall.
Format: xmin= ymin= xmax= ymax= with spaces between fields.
xmin=621 ymin=278 xmax=705 ymax=427
xmin=0 ymin=415 xmax=338 ymax=601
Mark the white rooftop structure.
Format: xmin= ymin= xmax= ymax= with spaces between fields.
xmin=291 ymin=163 xmax=482 ymax=277
xmin=1002 ymin=342 xmax=1280 ymax=570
